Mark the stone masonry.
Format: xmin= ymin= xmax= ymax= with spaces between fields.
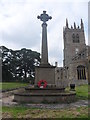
xmin=55 ymin=19 xmax=89 ymax=86
xmin=35 ymin=11 xmax=56 ymax=87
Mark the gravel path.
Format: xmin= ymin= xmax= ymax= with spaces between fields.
xmin=1 ymin=95 xmax=88 ymax=109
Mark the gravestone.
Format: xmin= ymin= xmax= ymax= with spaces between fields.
xmin=35 ymin=11 xmax=56 ymax=87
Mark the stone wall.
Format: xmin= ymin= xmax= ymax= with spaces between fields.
xmin=55 ymin=67 xmax=68 ymax=88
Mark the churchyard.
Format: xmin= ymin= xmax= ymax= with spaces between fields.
xmin=1 ymin=82 xmax=89 ymax=118
xmin=1 ymin=7 xmax=90 ymax=119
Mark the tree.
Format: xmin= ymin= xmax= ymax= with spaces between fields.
xmin=1 ymin=46 xmax=41 ymax=82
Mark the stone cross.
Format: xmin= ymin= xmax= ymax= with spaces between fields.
xmin=37 ymin=11 xmax=52 ymax=23
xmin=37 ymin=11 xmax=52 ymax=66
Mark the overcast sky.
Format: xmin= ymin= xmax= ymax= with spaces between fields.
xmin=0 ymin=0 xmax=89 ymax=66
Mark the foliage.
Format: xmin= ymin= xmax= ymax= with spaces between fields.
xmin=1 ymin=46 xmax=41 ymax=83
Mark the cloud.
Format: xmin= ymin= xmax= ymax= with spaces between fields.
xmin=0 ymin=0 xmax=89 ymax=66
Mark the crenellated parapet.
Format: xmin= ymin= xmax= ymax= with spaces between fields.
xmin=64 ymin=18 xmax=84 ymax=31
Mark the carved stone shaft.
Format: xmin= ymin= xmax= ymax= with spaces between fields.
xmin=41 ymin=23 xmax=48 ymax=64
xmin=37 ymin=11 xmax=52 ymax=66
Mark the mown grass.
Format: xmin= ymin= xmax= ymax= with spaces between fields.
xmin=0 ymin=82 xmax=2 ymax=90
xmin=66 ymin=84 xmax=88 ymax=100
xmin=88 ymin=85 xmax=90 ymax=100
xmin=75 ymin=84 xmax=88 ymax=100
xmin=0 ymin=82 xmax=28 ymax=90
xmin=2 ymin=106 xmax=88 ymax=118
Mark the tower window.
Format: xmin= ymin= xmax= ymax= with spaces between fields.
xmin=72 ymin=34 xmax=79 ymax=43
xmin=72 ymin=34 xmax=75 ymax=43
xmin=76 ymin=34 xmax=79 ymax=43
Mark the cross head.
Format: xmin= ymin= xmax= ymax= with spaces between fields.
xmin=37 ymin=11 xmax=52 ymax=23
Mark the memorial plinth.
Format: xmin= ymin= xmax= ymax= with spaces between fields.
xmin=14 ymin=11 xmax=76 ymax=104
xmin=35 ymin=66 xmax=56 ymax=87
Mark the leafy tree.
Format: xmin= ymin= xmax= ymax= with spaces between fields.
xmin=1 ymin=46 xmax=41 ymax=83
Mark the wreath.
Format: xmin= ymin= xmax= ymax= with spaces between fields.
xmin=37 ymin=80 xmax=47 ymax=88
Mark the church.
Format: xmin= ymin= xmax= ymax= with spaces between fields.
xmin=55 ymin=19 xmax=90 ymax=86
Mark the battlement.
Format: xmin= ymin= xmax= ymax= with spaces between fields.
xmin=64 ymin=19 xmax=84 ymax=31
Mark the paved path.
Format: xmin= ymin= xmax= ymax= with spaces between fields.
xmin=1 ymin=95 xmax=88 ymax=109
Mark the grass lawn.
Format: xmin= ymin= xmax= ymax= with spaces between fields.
xmin=2 ymin=106 xmax=88 ymax=118
xmin=0 ymin=83 xmax=2 ymax=90
xmin=88 ymin=85 xmax=90 ymax=99
xmin=0 ymin=82 xmax=29 ymax=90
xmin=66 ymin=84 xmax=88 ymax=100
xmin=75 ymin=84 xmax=88 ymax=100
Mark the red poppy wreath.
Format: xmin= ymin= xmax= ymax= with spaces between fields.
xmin=37 ymin=80 xmax=47 ymax=88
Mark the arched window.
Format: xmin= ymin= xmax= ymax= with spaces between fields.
xmin=77 ymin=65 xmax=86 ymax=80
xmin=72 ymin=34 xmax=75 ymax=43
xmin=76 ymin=34 xmax=79 ymax=43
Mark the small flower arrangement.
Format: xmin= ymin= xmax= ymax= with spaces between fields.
xmin=37 ymin=80 xmax=47 ymax=88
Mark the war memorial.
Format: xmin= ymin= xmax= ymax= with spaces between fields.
xmin=14 ymin=11 xmax=76 ymax=103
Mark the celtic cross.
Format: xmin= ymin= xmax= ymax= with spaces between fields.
xmin=37 ymin=11 xmax=52 ymax=24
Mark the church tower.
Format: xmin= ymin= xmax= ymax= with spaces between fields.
xmin=63 ymin=19 xmax=86 ymax=67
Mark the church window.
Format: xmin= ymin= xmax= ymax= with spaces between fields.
xmin=72 ymin=34 xmax=79 ymax=43
xmin=72 ymin=34 xmax=75 ymax=43
xmin=76 ymin=34 xmax=79 ymax=43
xmin=77 ymin=65 xmax=86 ymax=80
